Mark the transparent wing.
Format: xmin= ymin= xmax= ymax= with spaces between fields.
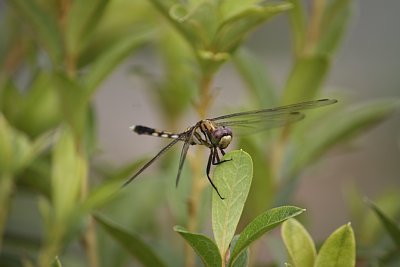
xmin=216 ymin=112 xmax=305 ymax=135
xmin=122 ymin=138 xmax=181 ymax=187
xmin=175 ymin=128 xmax=195 ymax=186
xmin=210 ymin=99 xmax=336 ymax=135
xmin=210 ymin=99 xmax=336 ymax=121
xmin=122 ymin=133 xmax=188 ymax=187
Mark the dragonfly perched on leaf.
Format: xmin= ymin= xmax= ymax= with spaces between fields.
xmin=124 ymin=98 xmax=337 ymax=199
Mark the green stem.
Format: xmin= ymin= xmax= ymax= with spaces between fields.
xmin=82 ymin=216 xmax=99 ymax=267
xmin=184 ymin=74 xmax=214 ymax=267
xmin=0 ymin=174 xmax=13 ymax=251
xmin=303 ymin=0 xmax=325 ymax=55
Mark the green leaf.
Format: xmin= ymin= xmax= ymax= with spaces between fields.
xmin=230 ymin=206 xmax=305 ymax=265
xmin=212 ymin=150 xmax=253 ymax=257
xmin=51 ymin=126 xmax=86 ymax=223
xmin=281 ymin=218 xmax=316 ymax=267
xmin=95 ymin=215 xmax=167 ymax=267
xmin=358 ymin=191 xmax=400 ymax=246
xmin=315 ymin=223 xmax=355 ymax=267
xmin=174 ymin=225 xmax=222 ymax=267
xmin=153 ymin=27 xmax=197 ymax=119
xmin=0 ymin=113 xmax=50 ymax=175
xmin=0 ymin=113 xmax=31 ymax=174
xmin=147 ymin=0 xmax=190 ymax=46
xmin=214 ymin=2 xmax=292 ymax=53
xmin=367 ymin=200 xmax=400 ymax=248
xmin=65 ymin=1 xmax=109 ymax=57
xmin=53 ymin=74 xmax=89 ymax=137
xmin=51 ymin=256 xmax=62 ymax=267
xmin=287 ymin=0 xmax=306 ymax=56
xmin=10 ymin=73 xmax=61 ymax=137
xmin=83 ymin=31 xmax=150 ymax=94
xmin=9 ymin=0 xmax=63 ymax=64
xmin=282 ymin=55 xmax=329 ymax=104
xmin=317 ymin=0 xmax=352 ymax=55
xmin=82 ymin=159 xmax=148 ymax=212
xmin=233 ymin=48 xmax=276 ymax=107
xmin=0 ymin=174 xmax=13 ymax=246
xmin=290 ymin=99 xmax=400 ymax=176
xmin=239 ymin=137 xmax=274 ymax=221
xmin=219 ymin=0 xmax=262 ymax=21
xmin=228 ymin=235 xmax=249 ymax=267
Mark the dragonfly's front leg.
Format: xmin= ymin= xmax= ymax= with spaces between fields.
xmin=206 ymin=148 xmax=225 ymax=199
xmin=212 ymin=148 xmax=231 ymax=165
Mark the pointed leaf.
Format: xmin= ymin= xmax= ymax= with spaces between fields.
xmin=9 ymin=0 xmax=63 ymax=63
xmin=54 ymin=74 xmax=89 ymax=137
xmin=359 ymin=192 xmax=400 ymax=245
xmin=239 ymin=137 xmax=274 ymax=222
xmin=52 ymin=126 xmax=86 ymax=223
xmin=0 ymin=114 xmax=49 ymax=175
xmin=215 ymin=3 xmax=292 ymax=52
xmin=317 ymin=0 xmax=352 ymax=55
xmin=219 ymin=0 xmax=263 ymax=21
xmin=228 ymin=235 xmax=249 ymax=267
xmin=82 ymin=159 xmax=148 ymax=211
xmin=0 ymin=113 xmax=30 ymax=174
xmin=230 ymin=206 xmax=305 ymax=265
xmin=51 ymin=256 xmax=62 ymax=267
xmin=315 ymin=223 xmax=355 ymax=267
xmin=367 ymin=200 xmax=400 ymax=248
xmin=65 ymin=1 xmax=109 ymax=56
xmin=281 ymin=218 xmax=316 ymax=267
xmin=282 ymin=55 xmax=329 ymax=104
xmin=291 ymin=99 xmax=400 ymax=175
xmin=287 ymin=0 xmax=306 ymax=56
xmin=95 ymin=215 xmax=167 ymax=267
xmin=233 ymin=48 xmax=276 ymax=107
xmin=9 ymin=73 xmax=61 ymax=137
xmin=174 ymin=226 xmax=222 ymax=267
xmin=212 ymin=150 xmax=253 ymax=257
xmin=84 ymin=31 xmax=150 ymax=94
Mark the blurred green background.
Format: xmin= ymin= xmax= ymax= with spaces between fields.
xmin=0 ymin=0 xmax=399 ymax=266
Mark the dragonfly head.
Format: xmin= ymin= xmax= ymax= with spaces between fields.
xmin=212 ymin=127 xmax=233 ymax=149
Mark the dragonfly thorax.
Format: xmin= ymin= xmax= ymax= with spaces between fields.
xmin=199 ymin=120 xmax=233 ymax=149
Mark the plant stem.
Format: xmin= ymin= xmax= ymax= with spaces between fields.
xmin=184 ymin=74 xmax=214 ymax=267
xmin=0 ymin=174 xmax=13 ymax=251
xmin=82 ymin=216 xmax=99 ymax=267
xmin=304 ymin=0 xmax=325 ymax=55
xmin=270 ymin=125 xmax=291 ymax=183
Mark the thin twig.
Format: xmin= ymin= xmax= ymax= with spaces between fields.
xmin=303 ymin=0 xmax=326 ymax=55
xmin=184 ymin=75 xmax=214 ymax=267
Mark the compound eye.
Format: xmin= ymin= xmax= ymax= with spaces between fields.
xmin=211 ymin=127 xmax=232 ymax=148
xmin=212 ymin=128 xmax=224 ymax=140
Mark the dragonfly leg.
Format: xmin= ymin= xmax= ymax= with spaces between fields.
xmin=207 ymin=148 xmax=225 ymax=199
xmin=213 ymin=148 xmax=231 ymax=165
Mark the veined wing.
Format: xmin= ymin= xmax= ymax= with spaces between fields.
xmin=122 ymin=133 xmax=187 ymax=187
xmin=210 ymin=99 xmax=336 ymax=135
xmin=215 ymin=112 xmax=305 ymax=135
xmin=175 ymin=127 xmax=196 ymax=187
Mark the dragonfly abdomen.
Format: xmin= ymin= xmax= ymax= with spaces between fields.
xmin=130 ymin=125 xmax=180 ymax=139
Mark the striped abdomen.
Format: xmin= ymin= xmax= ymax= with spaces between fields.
xmin=130 ymin=125 xmax=180 ymax=139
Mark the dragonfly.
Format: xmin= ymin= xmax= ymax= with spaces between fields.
xmin=123 ymin=98 xmax=337 ymax=199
